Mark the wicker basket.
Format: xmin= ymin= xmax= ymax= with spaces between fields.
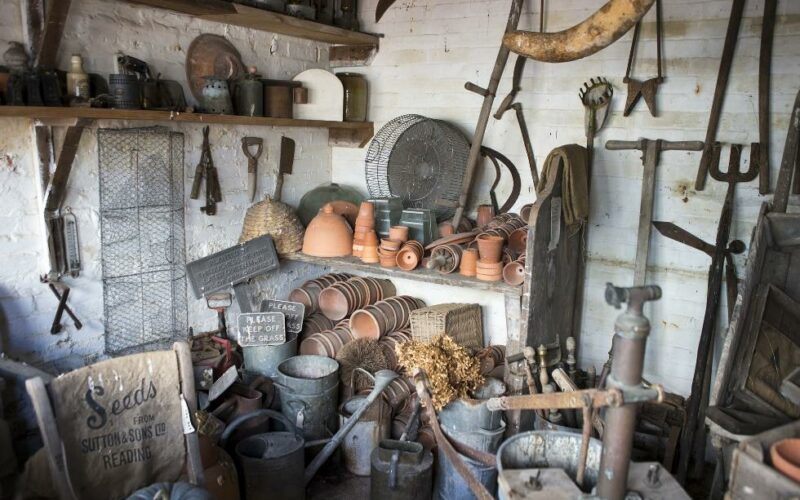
xmin=409 ymin=303 xmax=482 ymax=348
xmin=239 ymin=196 xmax=305 ymax=255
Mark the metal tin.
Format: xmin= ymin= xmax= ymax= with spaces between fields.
xmin=108 ymin=74 xmax=142 ymax=109
xmin=243 ymin=331 xmax=299 ymax=378
xmin=263 ymin=79 xmax=301 ymax=118
xmin=443 ymin=421 xmax=506 ymax=454
xmin=276 ymin=355 xmax=340 ymax=441
xmin=201 ymin=75 xmax=233 ymax=114
xmin=370 ymin=440 xmax=433 ymax=500
xmin=339 ymin=395 xmax=391 ymax=476
xmin=439 ymin=378 xmax=506 ymax=433
xmin=235 ymin=71 xmax=264 ymax=117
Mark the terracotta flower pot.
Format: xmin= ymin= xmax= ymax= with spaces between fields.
xmin=380 ymin=238 xmax=402 ymax=252
xmin=476 ymin=234 xmax=505 ymax=263
xmin=477 ymin=204 xmax=495 ymax=227
xmin=389 ymin=225 xmax=410 ymax=242
xmin=508 ymin=227 xmax=528 ymax=254
xmin=438 ymin=221 xmax=455 ymax=237
xmin=379 ymin=250 xmax=398 ymax=268
xmin=358 ymin=201 xmax=375 ymax=219
xmin=459 ymin=248 xmax=478 ymax=277
xmin=363 ymin=230 xmax=379 ymax=246
xmin=302 ymin=204 xmax=353 ymax=257
xmin=502 ymin=260 xmax=525 ymax=285
xmin=349 ymin=309 xmax=383 ymax=339
xmin=771 ymin=438 xmax=800 ymax=483
xmin=520 ymin=203 xmax=532 ymax=222
xmin=396 ymin=245 xmax=422 ymax=271
xmin=318 ymin=287 xmax=350 ymax=321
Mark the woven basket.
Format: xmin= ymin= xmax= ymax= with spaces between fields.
xmin=239 ymin=196 xmax=305 ymax=255
xmin=409 ymin=303 xmax=482 ymax=348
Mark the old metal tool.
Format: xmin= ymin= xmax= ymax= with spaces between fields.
xmin=580 ymin=77 xmax=613 ymax=170
xmin=47 ymin=283 xmax=82 ymax=330
xmin=661 ymin=143 xmax=758 ymax=483
xmin=481 ymin=146 xmax=522 ymax=214
xmin=241 ymin=137 xmax=264 ymax=202
xmin=451 ymin=0 xmax=525 ymax=228
xmin=206 ymin=292 xmax=232 ymax=339
xmin=605 ymin=139 xmax=704 ymax=285
xmin=758 ymin=0 xmax=777 ymax=194
xmin=622 ymin=0 xmax=663 ymax=117
xmin=276 ymin=136 xmax=296 ymax=201
xmin=190 ymin=126 xmax=222 ymax=215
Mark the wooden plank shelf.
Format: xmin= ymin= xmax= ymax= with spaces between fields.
xmin=123 ymin=0 xmax=381 ymax=47
xmin=283 ymin=253 xmax=523 ymax=297
xmin=0 ymin=106 xmax=374 ymax=147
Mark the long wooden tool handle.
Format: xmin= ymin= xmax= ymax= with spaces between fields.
xmin=695 ymin=0 xmax=746 ymax=191
xmin=759 ymin=0 xmax=777 ymax=194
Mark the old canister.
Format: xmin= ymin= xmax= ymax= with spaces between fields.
xmin=201 ymin=75 xmax=233 ymax=114
xmin=276 ymin=355 xmax=339 ymax=442
xmin=235 ymin=66 xmax=264 ymax=117
xmin=337 ymin=72 xmax=367 ymax=122
xmin=339 ymin=395 xmax=391 ymax=476
xmin=370 ymin=440 xmax=433 ymax=500
xmin=262 ymin=79 xmax=301 ymax=118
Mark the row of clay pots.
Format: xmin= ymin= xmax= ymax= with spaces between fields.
xmin=349 ymin=295 xmax=426 ymax=339
xmin=289 ymin=273 xmax=351 ymax=317
xmin=385 ymin=377 xmax=417 ymax=413
xmin=426 ymin=244 xmax=463 ymax=274
xmin=299 ymin=324 xmax=356 ymax=357
xmin=480 ymin=214 xmax=526 ymax=241
xmin=503 ymin=255 xmax=526 ymax=286
xmin=396 ymin=240 xmax=424 ymax=271
xmin=302 ymin=313 xmax=335 ymax=336
xmin=379 ymin=329 xmax=412 ymax=371
xmin=318 ymin=276 xmax=397 ymax=321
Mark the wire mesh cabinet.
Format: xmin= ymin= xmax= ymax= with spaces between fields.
xmin=98 ymin=127 xmax=187 ymax=354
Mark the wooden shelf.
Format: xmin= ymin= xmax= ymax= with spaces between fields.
xmin=283 ymin=253 xmax=523 ymax=297
xmin=123 ymin=0 xmax=380 ymax=47
xmin=0 ymin=106 xmax=374 ymax=147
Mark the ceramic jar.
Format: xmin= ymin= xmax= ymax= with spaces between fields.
xmin=302 ymin=204 xmax=353 ymax=257
xmin=337 ymin=72 xmax=367 ymax=122
xmin=66 ymin=54 xmax=90 ymax=101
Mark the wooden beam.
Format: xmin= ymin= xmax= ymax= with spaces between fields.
xmin=44 ymin=118 xmax=92 ymax=212
xmin=22 ymin=0 xmax=46 ymax=59
xmin=35 ymin=0 xmax=73 ymax=68
xmin=33 ymin=124 xmax=53 ymax=196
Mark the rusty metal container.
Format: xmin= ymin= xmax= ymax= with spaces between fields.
xmin=370 ymin=440 xmax=433 ymax=500
xmin=262 ymin=79 xmax=301 ymax=118
xmin=439 ymin=378 xmax=506 ymax=433
xmin=276 ymin=355 xmax=339 ymax=441
xmin=338 ymin=394 xmax=391 ymax=476
xmin=243 ymin=331 xmax=298 ymax=378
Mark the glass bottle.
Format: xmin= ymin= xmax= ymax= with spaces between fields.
xmin=66 ymin=54 xmax=90 ymax=99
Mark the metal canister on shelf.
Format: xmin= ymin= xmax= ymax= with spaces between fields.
xmin=235 ymin=66 xmax=264 ymax=117
xmin=109 ymin=74 xmax=142 ymax=109
xmin=262 ymin=79 xmax=302 ymax=118
xmin=201 ymin=75 xmax=234 ymax=114
xmin=337 ymin=72 xmax=368 ymax=122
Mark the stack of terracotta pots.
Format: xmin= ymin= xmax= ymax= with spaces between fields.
xmin=481 ymin=213 xmax=527 ymax=240
xmin=353 ymin=201 xmax=376 ymax=259
xmin=360 ymin=230 xmax=380 ymax=264
xmin=299 ymin=324 xmax=356 ymax=357
xmin=475 ymin=233 xmax=504 ymax=282
xmin=459 ymin=248 xmax=479 ymax=277
xmin=301 ymin=313 xmax=335 ymax=336
xmin=318 ymin=276 xmax=396 ymax=321
xmin=384 ymin=376 xmax=416 ymax=413
xmin=396 ymin=240 xmax=424 ymax=271
xmin=503 ymin=255 xmax=526 ymax=286
xmin=349 ymin=296 xmax=426 ymax=340
xmin=289 ymin=273 xmax=351 ymax=316
xmin=378 ymin=238 xmax=402 ymax=268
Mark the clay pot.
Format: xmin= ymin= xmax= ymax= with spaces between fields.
xmin=328 ymin=200 xmax=359 ymax=227
xmin=379 ymin=250 xmax=398 ymax=268
xmin=477 ymin=204 xmax=495 ymax=227
xmin=459 ymin=248 xmax=478 ymax=277
xmin=389 ymin=225 xmax=410 ymax=242
xmin=520 ymin=204 xmax=532 ymax=222
xmin=438 ymin=222 xmax=454 ymax=237
xmin=361 ymin=244 xmax=379 ymax=263
xmin=396 ymin=242 xmax=423 ymax=271
xmin=318 ymin=287 xmax=350 ymax=321
xmin=380 ymin=239 xmax=402 ymax=252
xmin=502 ymin=259 xmax=526 ymax=285
xmin=363 ymin=230 xmax=379 ymax=246
xmin=508 ymin=227 xmax=528 ymax=255
xmin=771 ymin=438 xmax=800 ymax=483
xmin=476 ymin=260 xmax=503 ymax=282
xmin=375 ymin=279 xmax=397 ymax=299
xmin=476 ymin=234 xmax=505 ymax=263
xmin=302 ymin=204 xmax=353 ymax=257
xmin=358 ymin=201 xmax=375 ymax=219
xmin=350 ymin=308 xmax=383 ymax=339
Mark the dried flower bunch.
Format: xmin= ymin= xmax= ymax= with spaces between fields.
xmin=397 ymin=334 xmax=484 ymax=410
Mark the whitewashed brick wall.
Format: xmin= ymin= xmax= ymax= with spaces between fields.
xmin=332 ymin=0 xmax=800 ymax=395
xmin=0 ymin=0 xmax=333 ymax=370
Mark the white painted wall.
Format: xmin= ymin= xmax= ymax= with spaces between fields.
xmin=331 ymin=0 xmax=800 ymax=395
xmin=0 ymin=0 xmax=333 ymax=370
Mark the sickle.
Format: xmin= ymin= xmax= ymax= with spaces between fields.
xmin=503 ymin=0 xmax=655 ymax=63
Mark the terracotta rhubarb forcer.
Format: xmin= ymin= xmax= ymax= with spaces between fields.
xmin=302 ymin=204 xmax=353 ymax=257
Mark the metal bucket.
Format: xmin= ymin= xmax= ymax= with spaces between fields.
xmin=439 ymin=378 xmax=506 ymax=433
xmin=338 ymin=395 xmax=391 ymax=476
xmin=243 ymin=331 xmax=298 ymax=378
xmin=434 ymin=447 xmax=497 ymax=500
xmin=222 ymin=409 xmax=305 ymax=500
xmin=444 ymin=420 xmax=506 ymax=454
xmin=496 ymin=430 xmax=603 ymax=494
xmin=277 ymin=355 xmax=339 ymax=441
xmin=370 ymin=440 xmax=433 ymax=500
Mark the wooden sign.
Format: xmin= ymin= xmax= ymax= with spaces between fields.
xmin=238 ymin=312 xmax=286 ymax=347
xmin=186 ymin=235 xmax=278 ymax=298
xmin=260 ymin=299 xmax=305 ymax=334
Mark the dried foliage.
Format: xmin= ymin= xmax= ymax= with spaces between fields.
xmin=397 ymin=334 xmax=484 ymax=410
xmin=336 ymin=338 xmax=389 ymax=390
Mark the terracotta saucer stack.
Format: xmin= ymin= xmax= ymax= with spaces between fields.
xmin=301 ymin=313 xmax=335 ymax=337
xmin=349 ymin=296 xmax=426 ymax=340
xmin=378 ymin=238 xmax=403 ymax=268
xmin=353 ymin=201 xmax=376 ymax=258
xmin=475 ymin=233 xmax=504 ymax=282
xmin=299 ymin=324 xmax=356 ymax=358
xmin=378 ymin=329 xmax=412 ymax=370
xmin=318 ymin=276 xmax=397 ymax=321
xmin=289 ymin=273 xmax=351 ymax=316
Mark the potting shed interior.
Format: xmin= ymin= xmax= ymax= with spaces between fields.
xmin=0 ymin=0 xmax=799 ymax=499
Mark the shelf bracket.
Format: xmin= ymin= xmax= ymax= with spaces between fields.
xmin=328 ymin=124 xmax=374 ymax=148
xmin=330 ymin=44 xmax=378 ymax=67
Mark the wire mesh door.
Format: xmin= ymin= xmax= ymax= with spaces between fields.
xmin=98 ymin=127 xmax=187 ymax=354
